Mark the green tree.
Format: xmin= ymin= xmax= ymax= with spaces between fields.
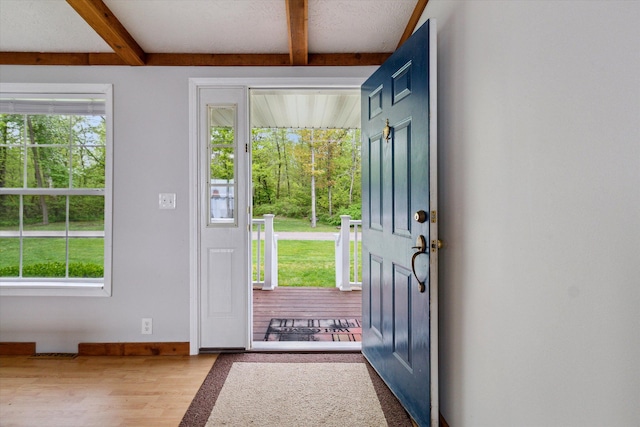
xmin=251 ymin=126 xmax=361 ymax=225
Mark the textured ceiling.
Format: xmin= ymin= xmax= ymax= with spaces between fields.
xmin=0 ymin=0 xmax=419 ymax=55
xmin=0 ymin=0 xmax=421 ymax=128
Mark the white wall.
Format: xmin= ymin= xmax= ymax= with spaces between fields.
xmin=0 ymin=66 xmax=374 ymax=353
xmin=419 ymin=1 xmax=640 ymax=426
xmin=1 ymin=2 xmax=638 ymax=424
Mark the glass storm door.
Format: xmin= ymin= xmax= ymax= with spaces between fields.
xmin=361 ymin=20 xmax=439 ymax=426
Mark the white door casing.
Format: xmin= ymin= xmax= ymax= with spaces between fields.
xmin=189 ymin=76 xmax=371 ymax=354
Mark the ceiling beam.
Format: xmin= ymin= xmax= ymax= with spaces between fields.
xmin=0 ymin=52 xmax=126 ymax=66
xmin=66 ymin=0 xmax=146 ymax=66
xmin=397 ymin=0 xmax=429 ymax=49
xmin=145 ymin=53 xmax=291 ymax=67
xmin=285 ymin=0 xmax=308 ymax=65
xmin=0 ymin=52 xmax=390 ymax=67
xmin=308 ymin=53 xmax=391 ymax=66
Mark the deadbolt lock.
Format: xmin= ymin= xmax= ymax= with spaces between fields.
xmin=414 ymin=210 xmax=428 ymax=223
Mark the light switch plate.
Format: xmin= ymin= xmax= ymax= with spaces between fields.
xmin=159 ymin=193 xmax=176 ymax=209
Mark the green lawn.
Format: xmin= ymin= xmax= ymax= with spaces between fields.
xmin=0 ymin=221 xmax=104 ymax=232
xmin=0 ymin=238 xmax=104 ymax=277
xmin=1 ymin=219 xmax=361 ymax=285
xmin=256 ymin=216 xmax=338 ymax=233
xmin=0 ymin=221 xmax=105 ymax=276
xmin=253 ymin=239 xmax=361 ymax=288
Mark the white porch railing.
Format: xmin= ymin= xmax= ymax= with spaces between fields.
xmin=335 ymin=215 xmax=362 ymax=291
xmin=252 ymin=214 xmax=278 ymax=290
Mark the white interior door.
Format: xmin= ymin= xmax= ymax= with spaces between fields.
xmin=196 ymin=86 xmax=250 ymax=350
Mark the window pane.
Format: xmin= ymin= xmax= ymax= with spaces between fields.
xmin=210 ymin=185 xmax=234 ymax=220
xmin=69 ymin=238 xmax=103 ymax=278
xmin=209 ymin=106 xmax=235 ymax=145
xmin=71 ymin=115 xmax=106 ymax=189
xmin=72 ymin=116 xmax=105 ymax=147
xmin=26 ymin=146 xmax=70 ymax=188
xmin=0 ymin=238 xmax=19 ymax=277
xmin=0 ymin=146 xmax=24 ymax=188
xmin=23 ymin=195 xmax=66 ymax=229
xmin=210 ymin=147 xmax=235 ymax=180
xmin=69 ymin=196 xmax=104 ymax=231
xmin=71 ymin=145 xmax=105 ymax=188
xmin=25 ymin=115 xmax=71 ymax=146
xmin=0 ymin=114 xmax=25 ymax=146
xmin=0 ymin=195 xmax=19 ymax=229
xmin=22 ymin=238 xmax=66 ymax=277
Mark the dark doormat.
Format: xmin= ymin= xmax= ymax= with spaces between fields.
xmin=264 ymin=318 xmax=362 ymax=342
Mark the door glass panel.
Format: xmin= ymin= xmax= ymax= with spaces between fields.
xmin=208 ymin=105 xmax=237 ymax=226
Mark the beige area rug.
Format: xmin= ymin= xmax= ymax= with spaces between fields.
xmin=209 ymin=362 xmax=385 ymax=426
xmin=180 ymin=353 xmax=412 ymax=427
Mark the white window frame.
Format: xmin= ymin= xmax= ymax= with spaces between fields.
xmin=0 ymin=83 xmax=113 ymax=297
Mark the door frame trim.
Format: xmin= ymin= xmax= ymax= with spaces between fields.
xmin=428 ymin=20 xmax=440 ymax=426
xmin=188 ymin=76 xmax=370 ymax=355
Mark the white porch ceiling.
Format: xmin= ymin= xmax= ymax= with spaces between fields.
xmin=251 ymin=89 xmax=360 ymax=129
xmin=209 ymin=90 xmax=360 ymax=129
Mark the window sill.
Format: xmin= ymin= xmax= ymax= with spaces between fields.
xmin=0 ymin=280 xmax=111 ymax=297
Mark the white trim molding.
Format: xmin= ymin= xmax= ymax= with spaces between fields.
xmin=188 ymin=75 xmax=370 ymax=355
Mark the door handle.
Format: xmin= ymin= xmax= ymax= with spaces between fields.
xmin=411 ymin=235 xmax=427 ymax=293
xmin=412 ymin=235 xmax=427 ymax=252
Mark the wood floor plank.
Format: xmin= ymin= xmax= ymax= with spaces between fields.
xmin=0 ymin=355 xmax=216 ymax=427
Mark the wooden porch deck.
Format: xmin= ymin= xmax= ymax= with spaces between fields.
xmin=253 ymin=287 xmax=362 ymax=342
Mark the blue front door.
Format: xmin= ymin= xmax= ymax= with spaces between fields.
xmin=361 ymin=20 xmax=438 ymax=426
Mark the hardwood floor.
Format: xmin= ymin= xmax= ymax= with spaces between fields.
xmin=253 ymin=287 xmax=362 ymax=341
xmin=0 ymin=288 xmax=363 ymax=425
xmin=0 ymin=354 xmax=217 ymax=427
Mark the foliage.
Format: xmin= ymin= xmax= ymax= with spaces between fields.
xmin=271 ymin=217 xmax=337 ymax=233
xmin=0 ymin=262 xmax=103 ymax=278
xmin=0 ymin=113 xmax=106 ymax=226
xmin=319 ymin=205 xmax=362 ymax=226
xmin=209 ymin=125 xmax=235 ymax=180
xmin=251 ymin=127 xmax=361 ymax=226
xmin=253 ymin=201 xmax=307 ymax=219
xmin=0 ymin=112 xmax=106 ymax=279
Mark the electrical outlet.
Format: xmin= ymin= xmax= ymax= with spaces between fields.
xmin=159 ymin=193 xmax=176 ymax=209
xmin=141 ymin=318 xmax=153 ymax=334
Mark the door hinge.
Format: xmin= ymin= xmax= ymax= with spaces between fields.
xmin=245 ymin=143 xmax=248 ymax=153
xmin=430 ymin=210 xmax=437 ymax=223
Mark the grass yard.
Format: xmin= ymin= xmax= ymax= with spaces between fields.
xmin=0 ymin=238 xmax=104 ymax=277
xmin=258 ymin=216 xmax=338 ymax=233
xmin=0 ymin=221 xmax=105 ymax=276
xmin=253 ymin=239 xmax=361 ymax=288
xmin=1 ymin=219 xmax=361 ymax=284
